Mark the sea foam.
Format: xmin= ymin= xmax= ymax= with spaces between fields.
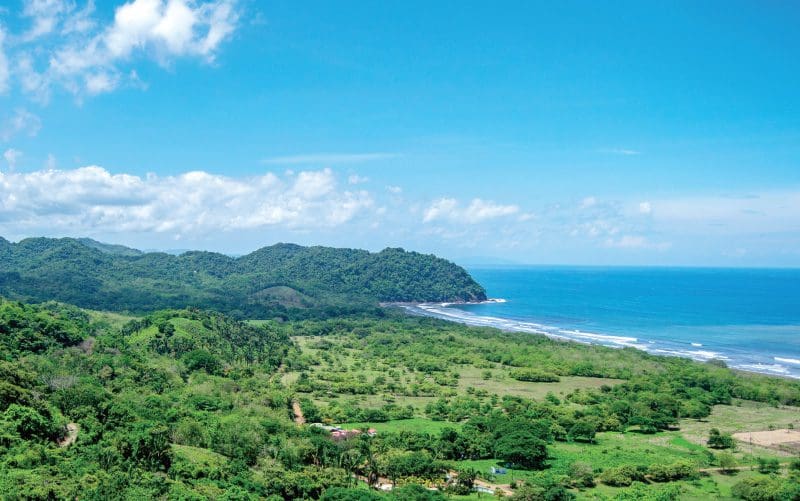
xmin=405 ymin=302 xmax=800 ymax=379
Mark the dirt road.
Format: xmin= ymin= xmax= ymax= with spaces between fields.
xmin=292 ymin=400 xmax=305 ymax=424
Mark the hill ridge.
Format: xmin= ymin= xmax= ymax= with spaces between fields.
xmin=0 ymin=236 xmax=486 ymax=318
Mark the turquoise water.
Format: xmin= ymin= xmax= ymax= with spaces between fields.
xmin=405 ymin=266 xmax=800 ymax=379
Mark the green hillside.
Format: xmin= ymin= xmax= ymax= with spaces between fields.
xmin=0 ymin=298 xmax=798 ymax=499
xmin=0 ymin=237 xmax=486 ymax=318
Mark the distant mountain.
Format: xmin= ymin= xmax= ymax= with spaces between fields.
xmin=0 ymin=237 xmax=486 ymax=318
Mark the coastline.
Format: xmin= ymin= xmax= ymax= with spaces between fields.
xmin=387 ymin=300 xmax=800 ymax=381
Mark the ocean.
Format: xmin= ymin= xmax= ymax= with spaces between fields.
xmin=404 ymin=266 xmax=800 ymax=379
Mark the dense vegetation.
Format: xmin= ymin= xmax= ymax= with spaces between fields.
xmin=0 ymin=237 xmax=486 ymax=319
xmin=1 ymin=299 xmax=799 ymax=500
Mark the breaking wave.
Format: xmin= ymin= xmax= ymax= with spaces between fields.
xmin=401 ymin=302 xmax=800 ymax=379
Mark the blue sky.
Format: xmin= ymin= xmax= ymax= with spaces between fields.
xmin=1 ymin=1 xmax=799 ymax=266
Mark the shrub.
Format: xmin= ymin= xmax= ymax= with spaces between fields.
xmin=599 ymin=465 xmax=645 ymax=487
xmin=509 ymin=369 xmax=560 ymax=383
xmin=707 ymin=428 xmax=735 ymax=449
xmin=568 ymin=419 xmax=597 ymax=443
xmin=647 ymin=460 xmax=698 ymax=482
xmin=320 ymin=487 xmax=382 ymax=501
xmin=732 ymin=476 xmax=800 ymax=501
xmin=756 ymin=457 xmax=781 ymax=474
xmin=717 ymin=451 xmax=737 ymax=473
xmin=568 ymin=461 xmax=595 ymax=487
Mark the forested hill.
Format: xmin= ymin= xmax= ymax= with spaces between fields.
xmin=0 ymin=237 xmax=486 ymax=318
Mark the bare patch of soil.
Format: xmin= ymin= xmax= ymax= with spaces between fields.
xmin=733 ymin=429 xmax=800 ymax=453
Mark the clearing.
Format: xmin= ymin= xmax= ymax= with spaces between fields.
xmin=58 ymin=423 xmax=79 ymax=447
xmin=732 ymin=428 xmax=800 ymax=454
xmin=678 ymin=399 xmax=800 ymax=457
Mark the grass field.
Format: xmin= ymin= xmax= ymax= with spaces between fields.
xmin=171 ymin=444 xmax=228 ymax=468
xmin=548 ymin=430 xmax=715 ymax=472
xmin=679 ymin=399 xmax=800 ymax=458
xmin=87 ymin=309 xmax=137 ymax=328
xmin=454 ymin=429 xmax=714 ymax=481
xmin=576 ymin=469 xmax=777 ymax=500
xmin=338 ymin=418 xmax=462 ymax=434
xmin=335 ymin=414 xmax=794 ymax=495
xmin=456 ymin=365 xmax=624 ymax=400
xmin=283 ymin=333 xmax=800 ymax=499
xmin=289 ymin=335 xmax=626 ymax=414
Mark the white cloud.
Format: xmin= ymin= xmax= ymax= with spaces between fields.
xmin=100 ymin=0 xmax=236 ymax=61
xmin=263 ymin=152 xmax=398 ymax=165
xmin=84 ymin=71 xmax=119 ymax=95
xmin=6 ymin=0 xmax=240 ymax=99
xmin=61 ymin=1 xmax=97 ymax=35
xmin=423 ymin=197 xmax=519 ymax=224
xmin=3 ymin=148 xmax=22 ymax=169
xmin=580 ymin=196 xmax=596 ymax=208
xmin=45 ymin=153 xmax=56 ymax=169
xmin=645 ymin=191 xmax=800 ymax=234
xmin=638 ymin=201 xmax=652 ymax=214
xmin=422 ymin=198 xmax=457 ymax=223
xmin=387 ymin=185 xmax=402 ymax=194
xmin=348 ymin=174 xmax=368 ymax=185
xmin=20 ymin=0 xmax=74 ymax=41
xmin=1 ymin=109 xmax=42 ymax=141
xmin=15 ymin=54 xmax=51 ymax=103
xmin=604 ymin=235 xmax=671 ymax=250
xmin=463 ymin=199 xmax=519 ymax=222
xmin=0 ymin=166 xmax=374 ymax=234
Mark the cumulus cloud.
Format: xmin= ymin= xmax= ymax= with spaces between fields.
xmin=97 ymin=0 xmax=238 ymax=62
xmin=0 ymin=166 xmax=374 ymax=234
xmin=423 ymin=198 xmax=519 ymax=224
xmin=6 ymin=0 xmax=240 ymax=100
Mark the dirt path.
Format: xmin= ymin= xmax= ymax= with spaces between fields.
xmin=474 ymin=478 xmax=513 ymax=496
xmin=58 ymin=423 xmax=79 ymax=447
xmin=292 ymin=400 xmax=305 ymax=424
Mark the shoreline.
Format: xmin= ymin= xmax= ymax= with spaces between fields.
xmin=387 ymin=301 xmax=800 ymax=381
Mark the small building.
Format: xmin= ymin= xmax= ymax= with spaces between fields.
xmin=490 ymin=466 xmax=508 ymax=475
xmin=331 ymin=429 xmax=361 ymax=441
